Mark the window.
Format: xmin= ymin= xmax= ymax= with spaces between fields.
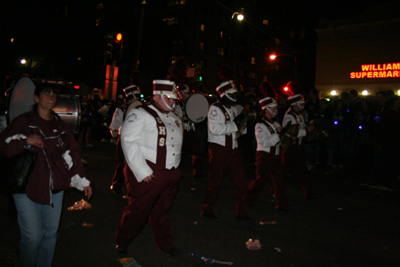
xmin=200 ymin=41 xmax=206 ymax=50
xmin=220 ymin=30 xmax=224 ymax=38
xmin=251 ymin=57 xmax=256 ymax=65
xmin=238 ymin=69 xmax=244 ymax=76
xmin=168 ymin=0 xmax=186 ymax=6
xmin=200 ymin=23 xmax=205 ymax=32
xmin=218 ymin=47 xmax=224 ymax=56
xmin=249 ymin=71 xmax=257 ymax=79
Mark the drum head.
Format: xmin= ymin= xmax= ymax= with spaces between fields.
xmin=52 ymin=83 xmax=81 ymax=133
xmin=7 ymin=77 xmax=36 ymax=124
xmin=185 ymin=94 xmax=209 ymax=123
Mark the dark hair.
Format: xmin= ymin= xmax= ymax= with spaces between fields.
xmin=34 ymin=83 xmax=60 ymax=97
xmin=33 ymin=83 xmax=59 ymax=110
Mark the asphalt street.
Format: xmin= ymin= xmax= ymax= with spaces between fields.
xmin=1 ymin=140 xmax=399 ymax=267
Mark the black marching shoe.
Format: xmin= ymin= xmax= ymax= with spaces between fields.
xmin=116 ymin=246 xmax=128 ymax=258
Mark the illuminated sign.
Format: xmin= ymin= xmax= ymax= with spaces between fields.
xmin=350 ymin=63 xmax=400 ymax=79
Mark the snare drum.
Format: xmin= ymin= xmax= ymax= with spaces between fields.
xmin=185 ymin=93 xmax=210 ymax=123
xmin=5 ymin=77 xmax=81 ymax=133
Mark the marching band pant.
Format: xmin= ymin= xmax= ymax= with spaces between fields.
xmin=115 ymin=162 xmax=180 ymax=252
xmin=201 ymin=143 xmax=247 ymax=217
xmin=111 ymin=136 xmax=125 ymax=191
xmin=247 ymin=151 xmax=288 ymax=209
xmin=282 ymin=144 xmax=315 ymax=198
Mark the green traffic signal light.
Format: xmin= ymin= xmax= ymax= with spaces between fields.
xmin=196 ymin=76 xmax=202 ymax=82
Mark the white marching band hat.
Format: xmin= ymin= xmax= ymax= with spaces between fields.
xmin=287 ymin=94 xmax=305 ymax=106
xmin=259 ymin=97 xmax=278 ymax=110
xmin=123 ymin=85 xmax=141 ymax=97
xmin=153 ymin=80 xmax=177 ymax=99
xmin=216 ymin=80 xmax=237 ymax=98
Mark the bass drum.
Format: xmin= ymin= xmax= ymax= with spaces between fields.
xmin=185 ymin=93 xmax=211 ymax=123
xmin=6 ymin=77 xmax=81 ymax=133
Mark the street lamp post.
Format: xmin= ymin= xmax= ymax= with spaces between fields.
xmin=270 ymin=54 xmax=297 ymax=82
xmin=229 ymin=9 xmax=244 ymax=66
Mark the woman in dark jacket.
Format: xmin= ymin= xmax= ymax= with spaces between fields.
xmin=0 ymin=83 xmax=93 ymax=267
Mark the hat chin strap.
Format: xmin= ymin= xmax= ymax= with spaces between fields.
xmin=296 ymin=102 xmax=304 ymax=109
xmin=266 ymin=107 xmax=278 ymax=116
xmin=161 ymin=94 xmax=175 ymax=111
xmin=225 ymin=93 xmax=237 ymax=103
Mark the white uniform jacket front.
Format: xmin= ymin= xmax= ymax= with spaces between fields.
xmin=207 ymin=102 xmax=239 ymax=149
xmin=255 ymin=120 xmax=281 ymax=155
xmin=282 ymin=107 xmax=307 ymax=145
xmin=121 ymin=104 xmax=183 ymax=182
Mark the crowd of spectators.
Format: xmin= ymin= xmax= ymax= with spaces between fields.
xmin=236 ymin=86 xmax=400 ymax=190
xmin=298 ymin=88 xmax=399 ymax=189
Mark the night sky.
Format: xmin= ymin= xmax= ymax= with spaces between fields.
xmin=0 ymin=0 xmax=395 ymax=89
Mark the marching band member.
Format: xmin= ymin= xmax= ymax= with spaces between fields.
xmin=169 ymin=57 xmax=205 ymax=179
xmin=175 ymin=84 xmax=206 ymax=179
xmin=282 ymin=82 xmax=317 ymax=199
xmin=201 ymin=80 xmax=251 ymax=220
xmin=115 ymin=80 xmax=183 ymax=258
xmin=246 ymin=97 xmax=289 ymax=210
xmin=109 ymin=85 xmax=142 ymax=194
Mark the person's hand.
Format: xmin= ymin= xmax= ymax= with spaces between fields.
xmin=26 ymin=134 xmax=44 ymax=148
xmin=84 ymin=185 xmax=92 ymax=199
xmin=143 ymin=174 xmax=155 ymax=183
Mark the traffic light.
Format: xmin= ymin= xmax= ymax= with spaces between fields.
xmin=113 ymin=32 xmax=123 ymax=62
xmin=115 ymin=33 xmax=123 ymax=43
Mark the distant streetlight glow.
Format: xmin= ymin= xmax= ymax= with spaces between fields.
xmin=237 ymin=14 xmax=244 ymax=21
xmin=362 ymin=90 xmax=368 ymax=96
xmin=20 ymin=59 xmax=26 ymax=64
xmin=270 ymin=54 xmax=277 ymax=60
xmin=398 ymin=89 xmax=400 ymax=95
xmin=331 ymin=90 xmax=337 ymax=96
